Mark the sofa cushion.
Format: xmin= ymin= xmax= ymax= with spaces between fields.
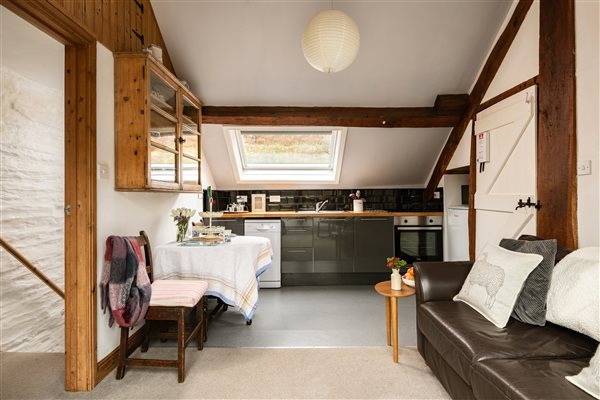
xmin=546 ymin=247 xmax=600 ymax=341
xmin=567 ymin=345 xmax=600 ymax=399
xmin=518 ymin=234 xmax=573 ymax=264
xmin=499 ymin=238 xmax=557 ymax=326
xmin=417 ymin=301 xmax=597 ymax=383
xmin=453 ymin=243 xmax=543 ymax=328
xmin=472 ymin=358 xmax=595 ymax=400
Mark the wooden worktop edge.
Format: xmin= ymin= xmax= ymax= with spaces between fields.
xmin=213 ymin=211 xmax=444 ymax=218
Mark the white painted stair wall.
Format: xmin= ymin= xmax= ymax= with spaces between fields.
xmin=0 ymin=7 xmax=66 ymax=352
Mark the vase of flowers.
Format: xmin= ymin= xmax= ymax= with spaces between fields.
xmin=171 ymin=207 xmax=196 ymax=242
xmin=387 ymin=257 xmax=407 ymax=290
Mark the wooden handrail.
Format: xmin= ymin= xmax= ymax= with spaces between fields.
xmin=0 ymin=236 xmax=65 ymax=299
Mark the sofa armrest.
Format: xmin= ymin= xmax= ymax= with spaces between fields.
xmin=413 ymin=261 xmax=473 ymax=306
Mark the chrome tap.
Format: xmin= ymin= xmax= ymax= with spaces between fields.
xmin=315 ymin=200 xmax=329 ymax=212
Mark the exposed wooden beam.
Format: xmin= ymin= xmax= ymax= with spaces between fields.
xmin=202 ymin=94 xmax=469 ymax=128
xmin=424 ymin=0 xmax=534 ymax=201
xmin=434 ymin=94 xmax=470 ymax=115
xmin=445 ymin=165 xmax=470 ymax=175
xmin=537 ymin=0 xmax=578 ymax=248
xmin=468 ymin=129 xmax=477 ymax=260
xmin=478 ymin=76 xmax=538 ymax=112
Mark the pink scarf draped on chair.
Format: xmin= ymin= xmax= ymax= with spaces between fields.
xmin=100 ymin=236 xmax=151 ymax=328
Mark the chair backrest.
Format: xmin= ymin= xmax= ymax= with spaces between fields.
xmin=138 ymin=230 xmax=154 ymax=283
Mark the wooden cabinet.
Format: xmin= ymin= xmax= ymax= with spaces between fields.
xmin=115 ymin=53 xmax=202 ymax=192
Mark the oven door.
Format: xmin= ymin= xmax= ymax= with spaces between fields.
xmin=395 ymin=226 xmax=443 ymax=264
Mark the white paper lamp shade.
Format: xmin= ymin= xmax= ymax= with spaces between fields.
xmin=302 ymin=10 xmax=360 ymax=74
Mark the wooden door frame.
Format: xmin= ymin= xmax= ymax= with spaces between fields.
xmin=1 ymin=0 xmax=98 ymax=391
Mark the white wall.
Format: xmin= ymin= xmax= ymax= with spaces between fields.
xmin=96 ymin=43 xmax=207 ymax=359
xmin=575 ymin=0 xmax=600 ymax=247
xmin=453 ymin=0 xmax=599 ymax=248
xmin=0 ymin=7 xmax=65 ymax=352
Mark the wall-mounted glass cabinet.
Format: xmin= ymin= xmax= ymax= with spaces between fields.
xmin=115 ymin=52 xmax=202 ymax=192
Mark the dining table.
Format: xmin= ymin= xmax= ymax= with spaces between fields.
xmin=152 ymin=236 xmax=272 ymax=321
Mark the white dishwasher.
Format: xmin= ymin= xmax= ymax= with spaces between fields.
xmin=244 ymin=220 xmax=281 ymax=288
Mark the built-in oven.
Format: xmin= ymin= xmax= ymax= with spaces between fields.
xmin=394 ymin=216 xmax=443 ymax=264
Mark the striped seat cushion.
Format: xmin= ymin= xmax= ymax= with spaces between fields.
xmin=149 ymin=280 xmax=208 ymax=307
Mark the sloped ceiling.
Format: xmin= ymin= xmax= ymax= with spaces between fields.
xmin=203 ymin=124 xmax=451 ymax=190
xmin=151 ymin=0 xmax=512 ymax=188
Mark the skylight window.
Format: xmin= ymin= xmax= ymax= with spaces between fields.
xmin=224 ymin=126 xmax=347 ymax=183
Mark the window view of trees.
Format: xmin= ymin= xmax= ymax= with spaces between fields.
xmin=241 ymin=133 xmax=332 ymax=165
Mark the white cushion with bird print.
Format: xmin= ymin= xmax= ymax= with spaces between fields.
xmin=454 ymin=242 xmax=543 ymax=328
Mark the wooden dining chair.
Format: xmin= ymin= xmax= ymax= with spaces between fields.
xmin=116 ymin=230 xmax=208 ymax=383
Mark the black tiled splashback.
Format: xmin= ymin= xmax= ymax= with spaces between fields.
xmin=205 ymin=188 xmax=443 ymax=212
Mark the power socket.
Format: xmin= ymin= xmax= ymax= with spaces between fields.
xmin=577 ymin=160 xmax=592 ymax=176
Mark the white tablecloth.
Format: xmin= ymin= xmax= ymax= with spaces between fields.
xmin=153 ymin=236 xmax=272 ymax=320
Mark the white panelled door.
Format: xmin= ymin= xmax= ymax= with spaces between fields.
xmin=474 ymin=87 xmax=537 ymax=255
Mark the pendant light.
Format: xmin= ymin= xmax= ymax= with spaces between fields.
xmin=302 ymin=7 xmax=360 ymax=74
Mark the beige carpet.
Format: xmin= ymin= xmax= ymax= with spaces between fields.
xmin=1 ymin=347 xmax=450 ymax=399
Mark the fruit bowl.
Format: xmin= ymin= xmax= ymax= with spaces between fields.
xmin=402 ymin=277 xmax=415 ymax=288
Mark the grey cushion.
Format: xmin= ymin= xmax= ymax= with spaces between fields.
xmin=517 ymin=234 xmax=572 ymax=264
xmin=499 ymin=238 xmax=557 ymax=326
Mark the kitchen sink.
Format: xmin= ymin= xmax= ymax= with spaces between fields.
xmin=296 ymin=210 xmax=347 ymax=214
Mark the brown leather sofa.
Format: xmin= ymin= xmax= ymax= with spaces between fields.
xmin=414 ymin=261 xmax=598 ymax=400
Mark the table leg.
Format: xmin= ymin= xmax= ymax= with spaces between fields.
xmin=391 ymin=297 xmax=398 ymax=363
xmin=385 ymin=297 xmax=391 ymax=346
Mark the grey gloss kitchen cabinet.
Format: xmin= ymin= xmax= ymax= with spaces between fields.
xmin=354 ymin=217 xmax=394 ymax=272
xmin=281 ymin=218 xmax=313 ymax=248
xmin=313 ymin=217 xmax=354 ymax=272
xmin=281 ymin=218 xmax=314 ymax=273
xmin=210 ymin=218 xmax=245 ymax=235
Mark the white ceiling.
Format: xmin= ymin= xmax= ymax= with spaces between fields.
xmin=151 ymin=0 xmax=513 ymax=188
xmin=151 ymin=0 xmax=511 ymax=107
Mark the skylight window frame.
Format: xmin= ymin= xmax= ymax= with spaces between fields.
xmin=235 ymin=129 xmax=337 ymax=171
xmin=224 ymin=126 xmax=347 ymax=184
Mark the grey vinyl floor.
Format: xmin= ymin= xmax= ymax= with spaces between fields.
xmin=203 ymin=285 xmax=418 ymax=348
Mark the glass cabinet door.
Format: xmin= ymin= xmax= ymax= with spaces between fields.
xmin=181 ymin=95 xmax=201 ymax=187
xmin=148 ymin=70 xmax=179 ymax=187
xmin=150 ymin=71 xmax=177 ymax=118
xmin=150 ymin=145 xmax=177 ymax=183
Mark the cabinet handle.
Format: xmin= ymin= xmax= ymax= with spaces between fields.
xmin=286 ymin=249 xmax=307 ymax=253
xmin=178 ymin=137 xmax=186 ymax=144
xmin=287 ymin=229 xmax=308 ymax=232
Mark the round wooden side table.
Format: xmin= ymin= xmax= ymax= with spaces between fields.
xmin=374 ymin=280 xmax=416 ymax=363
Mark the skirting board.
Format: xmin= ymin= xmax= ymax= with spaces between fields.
xmin=95 ymin=328 xmax=144 ymax=385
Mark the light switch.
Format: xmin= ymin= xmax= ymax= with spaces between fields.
xmin=269 ymin=195 xmax=281 ymax=203
xmin=433 ymin=191 xmax=441 ymax=199
xmin=577 ymin=160 xmax=592 ymax=176
xmin=97 ymin=163 xmax=109 ymax=180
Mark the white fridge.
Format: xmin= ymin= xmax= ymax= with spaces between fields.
xmin=446 ymin=206 xmax=469 ymax=261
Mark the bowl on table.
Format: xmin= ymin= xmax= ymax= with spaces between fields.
xmin=402 ymin=277 xmax=415 ymax=288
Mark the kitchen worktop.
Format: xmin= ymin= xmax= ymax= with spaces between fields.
xmin=215 ymin=211 xmax=444 ymax=218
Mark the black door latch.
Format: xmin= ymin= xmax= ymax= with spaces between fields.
xmin=515 ymin=197 xmax=541 ymax=210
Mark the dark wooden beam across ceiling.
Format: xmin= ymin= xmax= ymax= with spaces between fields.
xmin=424 ymin=0 xmax=534 ymax=201
xmin=537 ymin=0 xmax=578 ymax=248
xmin=202 ymin=94 xmax=469 ymax=128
